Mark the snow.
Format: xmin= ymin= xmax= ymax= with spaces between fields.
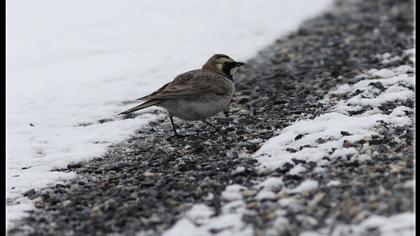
xmin=255 ymin=63 xmax=415 ymax=172
xmin=300 ymin=212 xmax=415 ymax=236
xmin=221 ymin=184 xmax=246 ymax=201
xmin=288 ymin=164 xmax=306 ymax=175
xmin=163 ymin=186 xmax=252 ymax=236
xmin=256 ymin=190 xmax=277 ymax=200
xmin=378 ymin=48 xmax=415 ymax=65
xmin=286 ymin=180 xmax=319 ymax=194
xmin=369 ymin=68 xmax=397 ymax=78
xmin=278 ymin=197 xmax=300 ymax=208
xmin=255 ymin=112 xmax=389 ymax=171
xmin=185 ymin=204 xmax=214 ymax=225
xmin=6 ymin=0 xmax=333 ymax=226
xmin=404 ymin=48 xmax=415 ymax=64
xmin=257 ymin=177 xmax=284 ymax=191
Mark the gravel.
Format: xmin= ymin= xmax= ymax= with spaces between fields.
xmin=9 ymin=0 xmax=414 ymax=235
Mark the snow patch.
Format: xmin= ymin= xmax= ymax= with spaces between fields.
xmin=287 ymin=180 xmax=319 ymax=194
xmin=256 ymin=190 xmax=277 ymax=201
xmin=255 ymin=64 xmax=414 ymax=172
xmin=300 ymin=212 xmax=415 ymax=236
xmin=163 ymin=185 xmax=252 ymax=236
xmin=288 ymin=164 xmax=307 ymax=175
xmin=257 ymin=177 xmax=284 ymax=191
xmin=221 ymin=184 xmax=246 ymax=201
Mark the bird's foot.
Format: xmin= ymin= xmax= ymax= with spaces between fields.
xmin=172 ymin=129 xmax=186 ymax=137
xmin=203 ymin=120 xmax=221 ymax=133
xmin=166 ymin=133 xmax=186 ymax=141
xmin=175 ymin=133 xmax=186 ymax=138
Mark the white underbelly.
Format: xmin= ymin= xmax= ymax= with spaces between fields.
xmin=163 ymin=96 xmax=231 ymax=120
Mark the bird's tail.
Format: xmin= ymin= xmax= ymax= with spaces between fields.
xmin=118 ymin=100 xmax=160 ymax=115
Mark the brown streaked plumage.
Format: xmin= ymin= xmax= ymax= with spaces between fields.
xmin=119 ymin=54 xmax=245 ymax=136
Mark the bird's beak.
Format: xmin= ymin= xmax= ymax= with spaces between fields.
xmin=235 ymin=62 xmax=246 ymax=67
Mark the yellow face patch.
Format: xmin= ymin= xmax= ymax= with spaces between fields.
xmin=214 ymin=57 xmax=234 ymax=73
xmin=229 ymin=67 xmax=238 ymax=76
xmin=215 ymin=63 xmax=224 ymax=72
xmin=216 ymin=57 xmax=233 ymax=64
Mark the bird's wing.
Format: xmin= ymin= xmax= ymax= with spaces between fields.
xmin=136 ymin=82 xmax=171 ymax=100
xmin=144 ymin=70 xmax=227 ymax=100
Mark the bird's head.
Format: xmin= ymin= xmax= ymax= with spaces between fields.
xmin=202 ymin=54 xmax=245 ymax=79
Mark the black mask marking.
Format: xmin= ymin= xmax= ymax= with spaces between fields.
xmin=214 ymin=54 xmax=230 ymax=59
xmin=222 ymin=62 xmax=236 ymax=79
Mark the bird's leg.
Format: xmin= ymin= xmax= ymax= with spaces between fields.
xmin=203 ymin=120 xmax=219 ymax=132
xmin=169 ymin=115 xmax=183 ymax=137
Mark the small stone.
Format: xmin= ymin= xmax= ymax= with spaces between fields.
xmin=67 ymin=163 xmax=82 ymax=169
xmin=286 ymin=148 xmax=298 ymax=153
xmin=34 ymin=200 xmax=45 ymax=209
xmin=343 ymin=140 xmax=354 ymax=148
xmin=247 ymin=201 xmax=260 ymax=210
xmin=62 ymin=200 xmax=72 ymax=207
xmin=340 ymin=131 xmax=351 ymax=136
xmin=176 ymin=148 xmax=188 ymax=156
xmin=390 ymin=162 xmax=406 ymax=174
xmin=369 ymin=81 xmax=385 ymax=91
xmin=274 ymin=99 xmax=288 ymax=105
xmin=91 ymin=206 xmax=103 ymax=217
xmin=292 ymin=158 xmax=306 ymax=165
xmin=23 ymin=189 xmax=36 ymax=199
xmin=231 ymin=166 xmax=246 ymax=175
xmin=265 ymin=212 xmax=276 ymax=220
xmin=295 ymin=134 xmax=305 ymax=141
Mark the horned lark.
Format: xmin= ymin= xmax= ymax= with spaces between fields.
xmin=119 ymin=54 xmax=245 ymax=136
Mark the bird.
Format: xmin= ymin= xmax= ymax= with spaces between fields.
xmin=119 ymin=54 xmax=245 ymax=136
